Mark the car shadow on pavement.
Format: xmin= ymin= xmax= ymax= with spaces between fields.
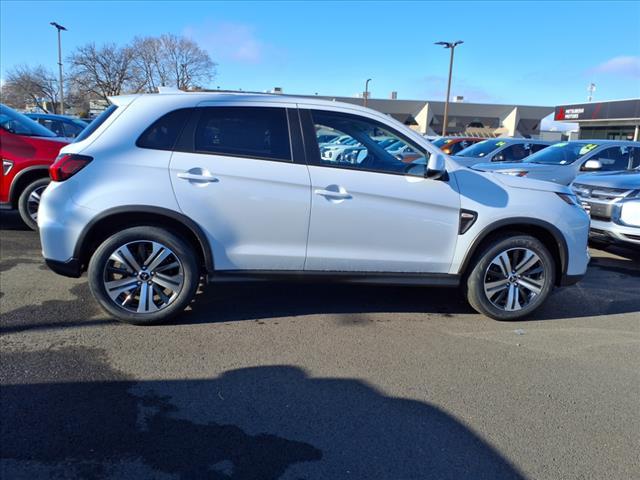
xmin=0 ymin=346 xmax=525 ymax=480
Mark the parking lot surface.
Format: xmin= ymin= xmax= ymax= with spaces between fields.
xmin=1 ymin=210 xmax=639 ymax=480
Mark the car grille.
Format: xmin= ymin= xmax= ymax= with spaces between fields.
xmin=571 ymin=184 xmax=632 ymax=202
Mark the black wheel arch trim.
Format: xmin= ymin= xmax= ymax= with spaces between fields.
xmin=73 ymin=205 xmax=215 ymax=274
xmin=9 ymin=165 xmax=50 ymax=205
xmin=458 ymin=217 xmax=569 ymax=285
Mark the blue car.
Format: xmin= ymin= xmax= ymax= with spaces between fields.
xmin=25 ymin=113 xmax=89 ymax=139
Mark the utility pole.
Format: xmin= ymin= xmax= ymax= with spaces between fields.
xmin=587 ymin=82 xmax=596 ymax=102
xmin=364 ymin=78 xmax=372 ymax=107
xmin=434 ymin=40 xmax=463 ymax=136
xmin=50 ymin=22 xmax=67 ymax=115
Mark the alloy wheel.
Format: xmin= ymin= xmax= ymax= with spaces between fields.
xmin=483 ymin=247 xmax=546 ymax=312
xmin=27 ymin=185 xmax=47 ymax=222
xmin=103 ymin=240 xmax=184 ymax=314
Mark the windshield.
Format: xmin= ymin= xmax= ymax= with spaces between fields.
xmin=73 ymin=105 xmax=117 ymax=143
xmin=457 ymin=139 xmax=507 ymax=158
xmin=526 ymin=142 xmax=600 ymax=165
xmin=0 ymin=105 xmax=57 ymax=137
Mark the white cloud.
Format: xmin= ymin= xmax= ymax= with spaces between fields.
xmin=592 ymin=56 xmax=640 ymax=78
xmin=184 ymin=21 xmax=273 ymax=64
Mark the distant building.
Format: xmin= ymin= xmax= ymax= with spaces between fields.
xmin=308 ymin=94 xmax=553 ymax=138
xmin=553 ymin=98 xmax=640 ymax=141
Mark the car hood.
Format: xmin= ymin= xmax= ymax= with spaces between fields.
xmin=573 ymin=170 xmax=640 ymax=190
xmin=454 ymin=165 xmax=571 ymax=194
xmin=471 ymin=161 xmax=557 ymax=173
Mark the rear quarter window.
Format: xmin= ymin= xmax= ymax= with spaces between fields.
xmin=136 ymin=108 xmax=192 ymax=151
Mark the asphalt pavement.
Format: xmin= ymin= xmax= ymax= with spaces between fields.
xmin=1 ymin=210 xmax=639 ymax=480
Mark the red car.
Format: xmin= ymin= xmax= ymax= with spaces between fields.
xmin=432 ymin=137 xmax=484 ymax=155
xmin=1 ymin=104 xmax=69 ymax=229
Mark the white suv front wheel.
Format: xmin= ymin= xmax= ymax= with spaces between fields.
xmin=466 ymin=235 xmax=555 ymax=320
xmin=88 ymin=226 xmax=199 ymax=325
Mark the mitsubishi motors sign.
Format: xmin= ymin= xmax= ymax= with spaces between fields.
xmin=554 ymin=99 xmax=640 ymax=122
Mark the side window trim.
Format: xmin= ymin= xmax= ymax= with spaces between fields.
xmin=298 ymin=107 xmax=430 ymax=177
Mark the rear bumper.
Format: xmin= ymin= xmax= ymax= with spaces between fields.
xmin=44 ymin=257 xmax=82 ymax=278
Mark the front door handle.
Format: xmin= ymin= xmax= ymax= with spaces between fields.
xmin=177 ymin=168 xmax=219 ymax=183
xmin=314 ymin=188 xmax=352 ymax=200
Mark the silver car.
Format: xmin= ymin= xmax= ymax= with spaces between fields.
xmin=571 ymin=169 xmax=640 ymax=247
xmin=452 ymin=138 xmax=553 ymax=166
xmin=474 ymin=140 xmax=640 ymax=185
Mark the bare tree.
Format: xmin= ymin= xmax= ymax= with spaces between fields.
xmin=67 ymin=43 xmax=145 ymax=102
xmin=159 ymin=34 xmax=216 ymax=90
xmin=2 ymin=65 xmax=59 ymax=112
xmin=132 ymin=34 xmax=216 ymax=92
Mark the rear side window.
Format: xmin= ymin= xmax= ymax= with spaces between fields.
xmin=531 ymin=143 xmax=549 ymax=153
xmin=194 ymin=107 xmax=291 ymax=161
xmin=137 ymin=108 xmax=192 ymax=151
xmin=74 ymin=105 xmax=118 ymax=143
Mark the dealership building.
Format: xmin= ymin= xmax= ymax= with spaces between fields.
xmin=553 ymin=98 xmax=640 ymax=141
xmin=310 ymin=94 xmax=553 ymax=138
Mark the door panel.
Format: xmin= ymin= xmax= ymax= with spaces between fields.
xmin=305 ymin=166 xmax=460 ymax=272
xmin=171 ymin=152 xmax=311 ymax=270
xmin=300 ymin=107 xmax=460 ymax=273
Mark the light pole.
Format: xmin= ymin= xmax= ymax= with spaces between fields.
xmin=434 ymin=40 xmax=463 ymax=136
xmin=50 ymin=22 xmax=67 ymax=115
xmin=364 ymin=78 xmax=372 ymax=107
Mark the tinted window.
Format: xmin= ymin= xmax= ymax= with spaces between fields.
xmin=499 ymin=143 xmax=529 ymax=161
xmin=310 ymin=110 xmax=428 ymax=175
xmin=531 ymin=143 xmax=548 ymax=153
xmin=137 ymin=109 xmax=192 ymax=151
xmin=194 ymin=107 xmax=291 ymax=161
xmin=40 ymin=119 xmax=65 ymax=137
xmin=631 ymin=148 xmax=640 ymax=168
xmin=74 ymin=105 xmax=118 ymax=143
xmin=62 ymin=121 xmax=85 ymax=138
xmin=590 ymin=146 xmax=632 ymax=171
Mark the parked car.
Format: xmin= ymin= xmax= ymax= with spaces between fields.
xmin=474 ymin=140 xmax=640 ymax=185
xmin=0 ymin=104 xmax=69 ymax=229
xmin=39 ymin=92 xmax=589 ymax=324
xmin=453 ymin=138 xmax=553 ymax=166
xmin=432 ymin=137 xmax=484 ymax=155
xmin=25 ymin=112 xmax=89 ymax=139
xmin=571 ymin=169 xmax=640 ymax=247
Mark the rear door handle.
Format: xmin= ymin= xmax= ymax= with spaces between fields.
xmin=314 ymin=188 xmax=352 ymax=200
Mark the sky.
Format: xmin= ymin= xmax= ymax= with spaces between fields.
xmin=1 ymin=0 xmax=639 ymax=109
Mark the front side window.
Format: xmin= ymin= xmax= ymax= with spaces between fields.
xmin=498 ymin=143 xmax=529 ymax=162
xmin=194 ymin=107 xmax=291 ymax=161
xmin=63 ymin=120 xmax=87 ymax=138
xmin=310 ymin=110 xmax=428 ymax=174
xmin=589 ymin=146 xmax=632 ymax=171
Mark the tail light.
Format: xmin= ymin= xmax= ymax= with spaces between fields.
xmin=49 ymin=154 xmax=93 ymax=181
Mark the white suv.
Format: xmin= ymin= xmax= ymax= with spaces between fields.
xmin=39 ymin=92 xmax=590 ymax=324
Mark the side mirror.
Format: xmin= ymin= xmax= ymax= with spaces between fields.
xmin=582 ymin=159 xmax=602 ymax=171
xmin=425 ymin=153 xmax=446 ymax=179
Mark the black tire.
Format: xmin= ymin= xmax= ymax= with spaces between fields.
xmin=88 ymin=226 xmax=200 ymax=325
xmin=465 ymin=235 xmax=555 ymax=321
xmin=17 ymin=177 xmax=50 ymax=230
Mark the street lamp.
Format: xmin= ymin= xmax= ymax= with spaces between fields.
xmin=50 ymin=22 xmax=67 ymax=115
xmin=434 ymin=40 xmax=463 ymax=136
xmin=364 ymin=78 xmax=372 ymax=107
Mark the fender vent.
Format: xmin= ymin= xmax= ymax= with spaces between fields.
xmin=459 ymin=209 xmax=477 ymax=234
